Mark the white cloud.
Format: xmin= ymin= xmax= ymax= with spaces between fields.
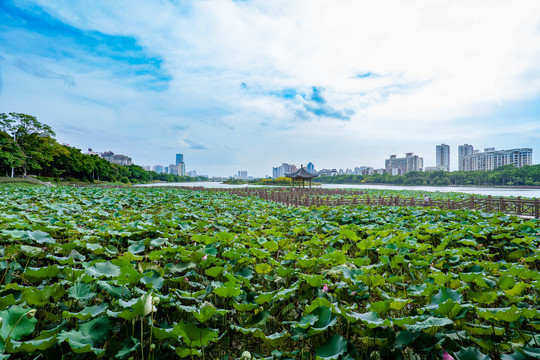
xmin=2 ymin=0 xmax=540 ymax=175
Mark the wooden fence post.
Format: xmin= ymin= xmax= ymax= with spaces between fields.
xmin=535 ymin=198 xmax=539 ymax=218
xmin=517 ymin=197 xmax=522 ymax=215
xmin=469 ymin=196 xmax=474 ymax=210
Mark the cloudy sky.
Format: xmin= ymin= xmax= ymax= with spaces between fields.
xmin=1 ymin=0 xmax=540 ymax=177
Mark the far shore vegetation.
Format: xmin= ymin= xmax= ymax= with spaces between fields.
xmin=0 ymin=112 xmax=208 ymax=185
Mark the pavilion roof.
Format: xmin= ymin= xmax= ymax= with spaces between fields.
xmin=285 ymin=166 xmax=318 ymax=180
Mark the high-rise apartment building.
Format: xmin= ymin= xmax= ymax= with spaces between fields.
xmin=237 ymin=170 xmax=248 ymax=180
xmin=385 ymin=153 xmax=423 ymax=175
xmin=176 ymin=153 xmax=186 ymax=176
xmin=101 ymin=151 xmax=132 ymax=166
xmin=460 ymin=147 xmax=532 ymax=171
xmin=458 ymin=144 xmax=474 ymax=171
xmin=272 ymin=163 xmax=296 ymax=178
xmin=307 ymin=162 xmax=315 ymax=174
xmin=435 ymin=144 xmax=450 ymax=172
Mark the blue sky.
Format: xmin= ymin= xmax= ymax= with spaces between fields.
xmin=1 ymin=0 xmax=540 ymax=177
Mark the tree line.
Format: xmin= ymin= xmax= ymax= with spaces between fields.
xmin=0 ymin=113 xmax=203 ymax=184
xmin=317 ymin=165 xmax=540 ymax=187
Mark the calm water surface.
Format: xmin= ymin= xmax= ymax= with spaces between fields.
xmin=136 ymin=182 xmax=540 ymax=198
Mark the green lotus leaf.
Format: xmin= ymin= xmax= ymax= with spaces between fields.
xmin=247 ymin=310 xmax=270 ymax=328
xmin=305 ymin=298 xmax=335 ymax=313
xmin=174 ymin=321 xmax=218 ymax=348
xmin=57 ymin=317 xmax=111 ymax=357
xmin=254 ymin=263 xmax=272 ymax=274
xmin=477 ymin=305 xmax=522 ymax=323
xmin=18 ymin=245 xmax=42 ymax=257
xmin=295 ymin=314 xmax=318 ymax=329
xmin=369 ymin=300 xmax=391 ymax=316
xmin=214 ymin=282 xmax=242 ymax=298
xmin=127 ymin=241 xmax=145 ymax=254
xmin=308 ymin=307 xmax=337 ymax=336
xmin=23 ymin=284 xmax=65 ymax=306
xmin=0 ymin=295 xmax=16 ymax=311
xmin=262 ymin=240 xmax=279 ymax=252
xmin=86 ymin=261 xmax=121 ymax=278
xmin=459 ymin=273 xmax=480 ymax=282
xmin=467 ymin=290 xmax=498 ymax=304
xmin=206 ymin=266 xmax=224 ymax=278
xmin=405 ymin=317 xmax=453 ymax=333
xmin=498 ymin=276 xmax=515 ymax=290
xmin=140 ymin=270 xmax=164 ymax=290
xmin=255 ymin=292 xmax=275 ymax=305
xmin=27 ymin=230 xmax=55 ymax=244
xmin=68 ymin=282 xmax=96 ymax=301
xmin=504 ymin=282 xmax=528 ymax=297
xmin=232 ymin=302 xmax=259 ymax=312
xmin=255 ymin=330 xmax=290 ymax=348
xmin=169 ymin=262 xmax=197 ymax=274
xmin=452 ymin=347 xmax=490 ymax=360
xmin=315 ymin=335 xmax=348 ymax=360
xmin=0 ymin=306 xmax=38 ymax=341
xmin=344 ymin=311 xmax=389 ymax=328
xmin=302 ymin=274 xmax=325 ymax=287
xmin=115 ymin=337 xmax=140 ymax=359
xmin=428 ymin=287 xmax=463 ymax=308
xmin=192 ymin=302 xmax=227 ymax=323
xmin=24 ymin=265 xmax=61 ymax=282
xmin=152 ymin=326 xmax=176 ymax=340
xmin=7 ymin=331 xmax=57 ymax=353
xmin=175 ymin=346 xmax=202 ymax=358
xmin=63 ymin=303 xmax=108 ymax=320
xmin=463 ymin=323 xmax=505 ymax=336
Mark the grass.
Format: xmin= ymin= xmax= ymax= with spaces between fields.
xmin=0 ymin=176 xmax=45 ymax=188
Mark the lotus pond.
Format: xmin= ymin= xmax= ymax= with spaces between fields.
xmin=0 ymin=187 xmax=539 ymax=359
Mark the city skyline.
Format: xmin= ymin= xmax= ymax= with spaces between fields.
xmin=1 ymin=1 xmax=540 ymax=177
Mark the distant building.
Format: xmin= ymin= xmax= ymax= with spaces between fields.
xmin=272 ymin=163 xmax=296 ymax=178
xmin=458 ymin=144 xmax=474 ymax=171
xmin=317 ymin=169 xmax=338 ymax=176
xmin=168 ymin=164 xmax=178 ymax=175
xmin=186 ymin=170 xmax=198 ymax=177
xmin=142 ymin=165 xmax=152 ymax=171
xmin=85 ymin=148 xmax=101 ymax=156
xmin=306 ymin=162 xmax=315 ymax=174
xmin=460 ymin=147 xmax=532 ymax=171
xmin=101 ymin=151 xmax=132 ymax=166
xmin=237 ymin=170 xmax=248 ymax=180
xmin=176 ymin=153 xmax=186 ymax=176
xmin=354 ymin=166 xmax=373 ymax=175
xmin=436 ymin=144 xmax=450 ymax=172
xmin=153 ymin=165 xmax=164 ymax=174
xmin=385 ymin=153 xmax=423 ymax=175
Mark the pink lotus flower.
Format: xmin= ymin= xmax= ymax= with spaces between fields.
xmin=322 ymin=284 xmax=329 ymax=292
xmin=184 ymin=277 xmax=188 ymax=282
xmin=351 ymin=291 xmax=357 ymax=296
xmin=202 ymin=255 xmax=208 ymax=261
xmin=443 ymin=351 xmax=454 ymax=360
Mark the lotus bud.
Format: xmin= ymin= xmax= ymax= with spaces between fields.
xmin=26 ymin=309 xmax=37 ymax=318
xmin=351 ymin=291 xmax=357 ymax=296
xmin=202 ymin=254 xmax=208 ymax=261
xmin=322 ymin=284 xmax=329 ymax=292
xmin=152 ymin=297 xmax=160 ymax=306
xmin=442 ymin=351 xmax=454 ymax=360
xmin=241 ymin=351 xmax=252 ymax=359
xmin=184 ymin=277 xmax=189 ymax=282
xmin=150 ymin=343 xmax=156 ymax=351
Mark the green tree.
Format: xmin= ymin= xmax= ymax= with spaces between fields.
xmin=0 ymin=113 xmax=55 ymax=176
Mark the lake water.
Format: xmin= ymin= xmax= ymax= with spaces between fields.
xmin=136 ymin=181 xmax=540 ymax=198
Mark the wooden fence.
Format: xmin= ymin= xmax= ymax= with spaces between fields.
xmin=68 ymin=184 xmax=540 ymax=218
xmin=184 ymin=187 xmax=540 ymax=218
